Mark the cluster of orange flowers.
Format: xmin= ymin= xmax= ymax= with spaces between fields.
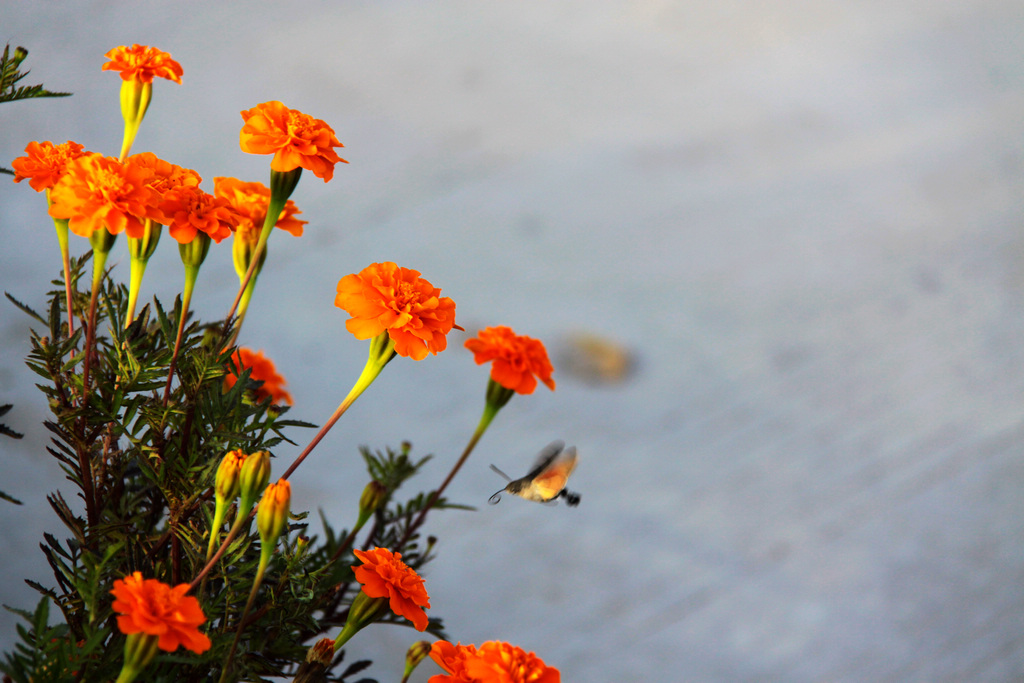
xmin=13 ymin=42 xmax=567 ymax=681
xmin=429 ymin=639 xmax=561 ymax=683
xmin=14 ymin=140 xmax=319 ymax=249
xmin=13 ymin=49 xmax=344 ymax=253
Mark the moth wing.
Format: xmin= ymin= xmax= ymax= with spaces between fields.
xmin=525 ymin=440 xmax=566 ymax=479
xmin=528 ymin=446 xmax=577 ymax=500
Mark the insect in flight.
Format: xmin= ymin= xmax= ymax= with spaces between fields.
xmin=489 ymin=441 xmax=581 ymax=507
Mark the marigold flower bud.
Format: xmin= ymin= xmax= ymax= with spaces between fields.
xmin=238 ymin=450 xmax=271 ymax=515
xmin=291 ymin=638 xmax=335 ymax=683
xmin=215 ymin=450 xmax=247 ymax=503
xmin=12 ymin=46 xmax=28 ymax=68
xmin=232 ymin=227 xmax=268 ymax=283
xmin=257 ymin=479 xmax=291 ymax=550
xmin=307 ymin=638 xmax=335 ymax=666
xmin=402 ymin=640 xmax=432 ymax=682
xmin=207 ymin=450 xmax=249 ymax=561
xmin=356 ymin=480 xmax=387 ymax=529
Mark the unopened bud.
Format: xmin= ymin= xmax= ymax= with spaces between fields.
xmin=307 ymin=638 xmax=334 ymax=665
xmin=215 ymin=450 xmax=247 ymax=503
xmin=292 ymin=638 xmax=335 ymax=683
xmin=257 ymin=479 xmax=291 ymax=550
xmin=402 ymin=640 xmax=432 ymax=682
xmin=238 ymin=450 xmax=271 ymax=515
xmin=355 ymin=481 xmax=387 ymax=529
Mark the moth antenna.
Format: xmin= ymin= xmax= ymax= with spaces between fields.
xmin=489 ymin=464 xmax=512 ymax=482
xmin=488 ymin=490 xmax=504 ymax=505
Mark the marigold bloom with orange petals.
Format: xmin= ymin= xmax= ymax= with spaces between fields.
xmin=48 ymin=155 xmax=159 ymax=238
xmin=214 ymin=176 xmax=307 ymax=237
xmin=110 ymin=572 xmax=211 ymax=654
xmin=225 ymin=348 xmax=293 ymax=405
xmin=160 ymin=186 xmax=238 ymax=244
xmin=129 ymin=152 xmax=201 ymax=196
xmin=11 ymin=140 xmax=89 ymax=192
xmin=239 ymin=101 xmax=346 ymax=181
xmin=352 ymin=547 xmax=430 ymax=632
xmin=464 ymin=326 xmax=555 ymax=395
xmin=102 ymin=44 xmax=183 ymax=84
xmin=429 ymin=640 xmax=561 ymax=683
xmin=335 ymin=262 xmax=461 ymax=361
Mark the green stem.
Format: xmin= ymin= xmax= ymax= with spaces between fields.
xmin=163 ymin=263 xmax=198 ymax=405
xmin=200 ymin=499 xmax=230 ymax=597
xmin=50 ymin=208 xmax=75 ymax=335
xmin=400 ymin=402 xmax=499 ymax=549
xmin=219 ymin=558 xmax=268 ymax=683
xmin=227 ymin=271 xmax=258 ymax=349
xmin=125 ymin=255 xmax=147 ymax=328
xmin=226 ymin=194 xmax=284 ymax=325
xmin=278 ymin=333 xmax=395 ymax=481
xmin=189 ymin=505 xmax=251 ymax=593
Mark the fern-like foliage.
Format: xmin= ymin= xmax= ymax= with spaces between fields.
xmin=1 ymin=256 xmax=461 ymax=683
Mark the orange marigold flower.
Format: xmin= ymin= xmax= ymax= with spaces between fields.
xmin=48 ymin=154 xmax=159 ymax=238
xmin=110 ymin=572 xmax=211 ymax=654
xmin=129 ymin=152 xmax=202 ymax=196
xmin=102 ymin=44 xmax=183 ymax=84
xmin=225 ymin=348 xmax=293 ymax=405
xmin=214 ymin=176 xmax=307 ymax=238
xmin=464 ymin=326 xmax=555 ymax=394
xmin=239 ymin=101 xmax=346 ymax=181
xmin=11 ymin=140 xmax=89 ymax=192
xmin=429 ymin=640 xmax=560 ymax=683
xmin=159 ymin=185 xmax=238 ymax=244
xmin=352 ymin=547 xmax=430 ymax=632
xmin=335 ymin=262 xmax=461 ymax=361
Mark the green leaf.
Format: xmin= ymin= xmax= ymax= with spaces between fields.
xmin=5 ymin=292 xmax=44 ymax=324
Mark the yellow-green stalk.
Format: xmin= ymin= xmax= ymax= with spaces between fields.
xmin=220 ymin=479 xmax=290 ymax=683
xmin=46 ymin=190 xmax=76 ymax=335
xmin=114 ymin=632 xmax=160 ymax=683
xmin=163 ymin=232 xmax=211 ymax=404
xmin=279 ymin=331 xmax=396 ymax=481
xmin=188 ymin=450 xmax=271 ymax=593
xmin=206 ymin=450 xmax=247 ymax=563
xmin=332 ymin=589 xmax=388 ymax=652
xmin=226 ymin=166 xmax=301 ymax=337
xmin=125 ymin=219 xmax=162 ymax=327
xmin=402 ymin=377 xmax=513 ymax=546
xmin=118 ymin=79 xmax=152 ymax=162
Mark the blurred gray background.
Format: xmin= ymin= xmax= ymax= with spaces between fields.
xmin=3 ymin=1 xmax=1024 ymax=680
